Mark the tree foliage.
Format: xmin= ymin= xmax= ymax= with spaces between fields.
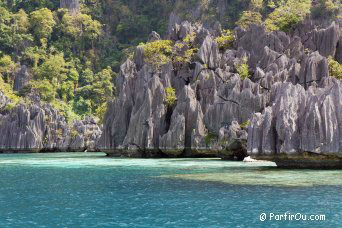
xmin=139 ymin=40 xmax=173 ymax=70
xmin=237 ymin=11 xmax=262 ymax=30
xmin=0 ymin=55 xmax=16 ymax=84
xmin=0 ymin=75 xmax=20 ymax=108
xmin=0 ymin=0 xmax=341 ymax=122
xmin=265 ymin=0 xmax=311 ymax=32
xmin=312 ymin=0 xmax=341 ymax=19
xmin=165 ymin=87 xmax=177 ymax=106
xmin=0 ymin=2 xmax=112 ymax=121
xmin=30 ymin=8 xmax=56 ymax=44
xmin=215 ymin=30 xmax=235 ymax=50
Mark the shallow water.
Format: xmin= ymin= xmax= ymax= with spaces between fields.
xmin=0 ymin=153 xmax=340 ymax=227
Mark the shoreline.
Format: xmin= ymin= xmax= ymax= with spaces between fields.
xmin=2 ymin=150 xmax=342 ymax=169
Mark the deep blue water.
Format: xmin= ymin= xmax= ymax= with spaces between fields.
xmin=0 ymin=153 xmax=341 ymax=227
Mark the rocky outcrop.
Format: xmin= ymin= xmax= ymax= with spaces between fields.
xmin=13 ymin=65 xmax=30 ymax=92
xmin=0 ymin=93 xmax=101 ymax=152
xmin=218 ymin=121 xmax=248 ymax=161
xmin=312 ymin=22 xmax=340 ymax=58
xmin=336 ymin=35 xmax=342 ymax=63
xmin=98 ymin=21 xmax=262 ymax=158
xmin=60 ymin=0 xmax=80 ymax=13
xmin=247 ymin=79 xmax=342 ymax=168
xmin=99 ymin=16 xmax=342 ymax=167
xmin=299 ymin=51 xmax=329 ymax=88
xmin=98 ymin=19 xmax=273 ymax=158
xmin=244 ymin=21 xmax=342 ymax=168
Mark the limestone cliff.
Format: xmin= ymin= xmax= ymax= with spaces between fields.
xmin=0 ymin=92 xmax=101 ymax=153
xmin=98 ymin=18 xmax=342 ymax=166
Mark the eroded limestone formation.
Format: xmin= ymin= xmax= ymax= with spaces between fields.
xmin=0 ymin=92 xmax=102 ymax=152
xmin=98 ymin=17 xmax=342 ymax=167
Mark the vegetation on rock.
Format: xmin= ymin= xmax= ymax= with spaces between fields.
xmin=139 ymin=40 xmax=173 ymax=70
xmin=0 ymin=76 xmax=20 ymax=107
xmin=165 ymin=87 xmax=177 ymax=107
xmin=328 ymin=56 xmax=342 ymax=79
xmin=215 ymin=30 xmax=235 ymax=50
xmin=0 ymin=0 xmax=341 ymax=123
xmin=265 ymin=0 xmax=312 ymax=32
xmin=237 ymin=11 xmax=263 ymax=30
xmin=235 ymin=57 xmax=250 ymax=80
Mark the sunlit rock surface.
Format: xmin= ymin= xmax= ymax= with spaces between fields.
xmin=0 ymin=99 xmax=102 ymax=152
xmin=99 ymin=17 xmax=342 ymax=168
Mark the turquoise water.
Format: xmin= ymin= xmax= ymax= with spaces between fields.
xmin=0 ymin=153 xmax=341 ymax=227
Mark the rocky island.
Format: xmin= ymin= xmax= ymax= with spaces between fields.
xmin=0 ymin=0 xmax=342 ymax=168
xmin=98 ymin=17 xmax=342 ymax=168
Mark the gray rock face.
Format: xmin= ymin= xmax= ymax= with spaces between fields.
xmin=299 ymin=51 xmax=329 ymax=88
xmin=122 ymin=75 xmax=166 ymax=153
xmin=248 ymin=78 xmax=342 ymax=168
xmin=312 ymin=22 xmax=340 ymax=58
xmin=13 ymin=65 xmax=30 ymax=92
xmin=198 ymin=35 xmax=221 ymax=69
xmin=98 ymin=17 xmax=342 ymax=166
xmin=336 ymin=35 xmax=342 ymax=63
xmin=159 ymin=113 xmax=185 ymax=156
xmin=219 ymin=121 xmax=248 ymax=161
xmin=148 ymin=31 xmax=161 ymax=42
xmin=60 ymin=0 xmax=80 ymax=13
xmin=0 ymin=96 xmax=101 ymax=152
xmin=98 ymin=20 xmax=271 ymax=158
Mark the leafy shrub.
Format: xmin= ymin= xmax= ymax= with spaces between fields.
xmin=240 ymin=121 xmax=251 ymax=129
xmin=173 ymin=32 xmax=199 ymax=65
xmin=173 ymin=46 xmax=198 ymax=64
xmin=0 ymin=55 xmax=16 ymax=84
xmin=58 ymin=81 xmax=74 ymax=102
xmin=235 ymin=57 xmax=250 ymax=80
xmin=73 ymin=96 xmax=92 ymax=117
xmin=3 ymin=102 xmax=16 ymax=111
xmin=30 ymin=8 xmax=56 ymax=41
xmin=183 ymin=32 xmax=196 ymax=44
xmin=95 ymin=102 xmax=108 ymax=124
xmin=237 ymin=11 xmax=262 ymax=30
xmin=328 ymin=56 xmax=342 ymax=79
xmin=37 ymin=53 xmax=67 ymax=82
xmin=265 ymin=0 xmax=311 ymax=32
xmin=0 ymin=75 xmax=20 ymax=109
xmin=70 ymin=128 xmax=78 ymax=138
xmin=165 ymin=87 xmax=177 ymax=106
xmin=215 ymin=30 xmax=235 ymax=50
xmin=139 ymin=40 xmax=173 ymax=70
xmin=30 ymin=79 xmax=55 ymax=102
xmin=311 ymin=0 xmax=341 ymax=19
xmin=250 ymin=0 xmax=264 ymax=11
xmin=50 ymin=99 xmax=80 ymax=125
xmin=204 ymin=131 xmax=219 ymax=146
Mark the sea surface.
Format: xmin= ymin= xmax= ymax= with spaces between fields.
xmin=0 ymin=153 xmax=341 ymax=227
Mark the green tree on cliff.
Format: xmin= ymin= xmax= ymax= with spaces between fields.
xmin=30 ymin=8 xmax=56 ymax=45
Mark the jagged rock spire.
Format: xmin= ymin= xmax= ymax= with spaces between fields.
xmin=60 ymin=0 xmax=80 ymax=13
